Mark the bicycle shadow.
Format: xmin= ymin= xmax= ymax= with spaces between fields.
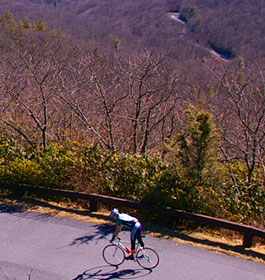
xmin=72 ymin=265 xmax=152 ymax=280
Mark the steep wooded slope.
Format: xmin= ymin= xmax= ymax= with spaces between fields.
xmin=0 ymin=0 xmax=264 ymax=63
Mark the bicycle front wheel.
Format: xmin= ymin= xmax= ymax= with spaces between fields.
xmin=136 ymin=247 xmax=159 ymax=269
xmin=102 ymin=244 xmax=125 ymax=266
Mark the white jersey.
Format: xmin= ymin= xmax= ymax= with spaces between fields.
xmin=116 ymin=213 xmax=139 ymax=230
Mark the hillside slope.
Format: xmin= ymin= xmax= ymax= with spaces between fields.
xmin=0 ymin=0 xmax=264 ymax=63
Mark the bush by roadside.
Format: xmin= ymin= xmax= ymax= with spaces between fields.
xmin=0 ymin=137 xmax=264 ymax=228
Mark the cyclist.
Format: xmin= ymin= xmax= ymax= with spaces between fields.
xmin=109 ymin=208 xmax=145 ymax=260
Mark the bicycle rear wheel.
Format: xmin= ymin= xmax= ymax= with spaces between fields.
xmin=102 ymin=244 xmax=125 ymax=266
xmin=136 ymin=247 xmax=159 ymax=269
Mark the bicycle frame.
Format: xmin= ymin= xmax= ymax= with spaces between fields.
xmin=113 ymin=237 xmax=142 ymax=255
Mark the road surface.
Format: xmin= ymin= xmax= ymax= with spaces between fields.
xmin=0 ymin=207 xmax=264 ymax=280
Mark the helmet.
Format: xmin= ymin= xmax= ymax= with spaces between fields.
xmin=110 ymin=208 xmax=119 ymax=217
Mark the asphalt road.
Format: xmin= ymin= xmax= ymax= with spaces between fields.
xmin=0 ymin=208 xmax=264 ymax=280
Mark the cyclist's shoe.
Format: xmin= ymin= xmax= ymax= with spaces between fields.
xmin=125 ymin=249 xmax=136 ymax=261
xmin=125 ymin=254 xmax=135 ymax=261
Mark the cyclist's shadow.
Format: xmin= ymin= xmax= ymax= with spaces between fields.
xmin=72 ymin=265 xmax=153 ymax=280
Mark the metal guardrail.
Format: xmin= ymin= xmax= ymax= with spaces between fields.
xmin=1 ymin=183 xmax=264 ymax=248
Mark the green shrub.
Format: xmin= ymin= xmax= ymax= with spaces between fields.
xmin=0 ymin=140 xmax=79 ymax=189
xmin=0 ymin=157 xmax=43 ymax=185
xmin=99 ymin=153 xmax=164 ymax=201
xmin=221 ymin=161 xmax=265 ymax=224
xmin=35 ymin=142 xmax=79 ymax=188
xmin=0 ymin=135 xmax=263 ymax=226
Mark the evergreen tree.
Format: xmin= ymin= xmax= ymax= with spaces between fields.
xmin=20 ymin=17 xmax=31 ymax=29
xmin=167 ymin=105 xmax=221 ymax=186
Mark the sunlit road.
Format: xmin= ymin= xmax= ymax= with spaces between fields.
xmin=0 ymin=207 xmax=264 ymax=280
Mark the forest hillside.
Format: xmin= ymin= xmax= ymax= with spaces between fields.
xmin=0 ymin=0 xmax=264 ymax=64
xmin=0 ymin=1 xmax=264 ymax=227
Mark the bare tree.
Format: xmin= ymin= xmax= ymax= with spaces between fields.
xmin=56 ymin=49 xmax=129 ymax=151
xmin=120 ymin=51 xmax=180 ymax=154
xmin=0 ymin=31 xmax=70 ymax=148
xmin=56 ymin=50 xmax=182 ymax=153
xmin=208 ymin=63 xmax=265 ymax=188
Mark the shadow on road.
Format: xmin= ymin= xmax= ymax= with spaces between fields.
xmin=70 ymin=224 xmax=113 ymax=246
xmin=72 ymin=265 xmax=152 ymax=280
xmin=0 ymin=199 xmax=25 ymax=214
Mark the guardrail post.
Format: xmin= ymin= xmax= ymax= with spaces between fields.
xmin=90 ymin=200 xmax=99 ymax=212
xmin=243 ymin=232 xmax=254 ymax=248
xmin=163 ymin=215 xmax=175 ymax=226
xmin=13 ymin=187 xmax=26 ymax=197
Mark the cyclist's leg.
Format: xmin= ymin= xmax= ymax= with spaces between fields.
xmin=131 ymin=223 xmax=145 ymax=250
xmin=130 ymin=228 xmax=137 ymax=252
xmin=128 ymin=224 xmax=141 ymax=259
xmin=136 ymin=225 xmax=145 ymax=247
xmin=124 ymin=229 xmax=137 ymax=260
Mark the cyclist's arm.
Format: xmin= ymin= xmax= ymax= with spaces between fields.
xmin=111 ymin=225 xmax=123 ymax=241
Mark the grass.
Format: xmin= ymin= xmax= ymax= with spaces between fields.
xmin=0 ymin=192 xmax=264 ymax=265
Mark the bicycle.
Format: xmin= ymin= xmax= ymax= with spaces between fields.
xmin=102 ymin=236 xmax=159 ymax=269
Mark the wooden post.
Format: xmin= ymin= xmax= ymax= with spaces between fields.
xmin=90 ymin=200 xmax=99 ymax=212
xmin=243 ymin=232 xmax=254 ymax=247
xmin=13 ymin=187 xmax=25 ymax=197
